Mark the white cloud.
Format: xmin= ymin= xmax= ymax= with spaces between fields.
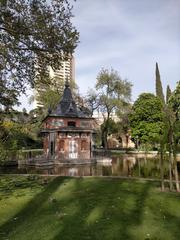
xmin=72 ymin=0 xmax=180 ymax=99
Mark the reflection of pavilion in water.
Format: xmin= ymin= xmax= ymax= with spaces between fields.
xmin=25 ymin=155 xmax=176 ymax=178
xmin=53 ymin=165 xmax=95 ymax=176
xmin=34 ymin=165 xmax=96 ymax=176
xmin=33 ymin=157 xmax=137 ymax=177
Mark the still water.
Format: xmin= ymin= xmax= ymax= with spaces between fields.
xmin=1 ymin=155 xmax=180 ymax=179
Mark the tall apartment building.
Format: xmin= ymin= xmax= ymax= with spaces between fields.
xmin=49 ymin=55 xmax=75 ymax=84
xmin=34 ymin=55 xmax=75 ymax=108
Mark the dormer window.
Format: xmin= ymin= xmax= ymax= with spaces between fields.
xmin=68 ymin=121 xmax=76 ymax=127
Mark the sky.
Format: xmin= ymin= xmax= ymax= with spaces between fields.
xmin=73 ymin=0 xmax=180 ymax=98
xmin=17 ymin=0 xmax=180 ymax=111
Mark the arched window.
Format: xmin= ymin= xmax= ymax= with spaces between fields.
xmin=59 ymin=140 xmax=65 ymax=152
xmin=81 ymin=140 xmax=88 ymax=151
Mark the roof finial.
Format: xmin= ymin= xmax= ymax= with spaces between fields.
xmin=65 ymin=77 xmax=70 ymax=88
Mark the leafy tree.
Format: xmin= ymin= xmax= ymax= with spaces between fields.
xmin=101 ymin=118 xmax=119 ymax=136
xmin=0 ymin=0 xmax=79 ymax=108
xmin=166 ymin=85 xmax=172 ymax=104
xmin=0 ymin=111 xmax=42 ymax=163
xmin=95 ymin=68 xmax=132 ymax=148
xmin=130 ymin=93 xmax=165 ymax=190
xmin=33 ymin=74 xmax=64 ymax=116
xmin=155 ymin=62 xmax=167 ymax=190
xmin=0 ymin=80 xmax=19 ymax=110
xmin=168 ymin=81 xmax=180 ymax=191
xmin=155 ymin=63 xmax=171 ymax=190
xmin=169 ymin=81 xmax=180 ymax=121
xmin=156 ymin=79 xmax=179 ymax=192
xmin=155 ymin=62 xmax=165 ymax=104
xmin=84 ymin=89 xmax=99 ymax=117
xmin=155 ymin=63 xmax=179 ymax=191
xmin=36 ymin=89 xmax=60 ymax=111
xmin=130 ymin=93 xmax=164 ymax=145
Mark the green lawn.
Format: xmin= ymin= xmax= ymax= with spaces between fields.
xmin=0 ymin=175 xmax=180 ymax=240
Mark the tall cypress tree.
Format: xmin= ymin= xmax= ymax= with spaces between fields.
xmin=155 ymin=62 xmax=165 ymax=191
xmin=166 ymin=85 xmax=172 ymax=104
xmin=156 ymin=62 xmax=165 ymax=104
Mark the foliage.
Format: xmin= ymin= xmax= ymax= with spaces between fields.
xmin=1 ymin=120 xmax=39 ymax=149
xmin=166 ymin=85 xmax=172 ymax=104
xmin=155 ymin=62 xmax=165 ymax=104
xmin=0 ymin=109 xmax=42 ymax=163
xmin=169 ymin=81 xmax=180 ymax=122
xmin=0 ymin=143 xmax=8 ymax=162
xmin=0 ymin=80 xmax=19 ymax=110
xmin=101 ymin=118 xmax=119 ymax=135
xmin=3 ymin=121 xmax=36 ymax=147
xmin=96 ymin=68 xmax=132 ymax=116
xmin=35 ymin=88 xmax=61 ymax=114
xmin=116 ymin=103 xmax=132 ymax=134
xmin=157 ymin=79 xmax=179 ymax=192
xmin=95 ymin=68 xmax=132 ymax=148
xmin=0 ymin=0 xmax=79 ymax=108
xmin=130 ymin=93 xmax=164 ymax=145
xmin=168 ymin=80 xmax=180 ymax=144
xmin=84 ymin=89 xmax=99 ymax=116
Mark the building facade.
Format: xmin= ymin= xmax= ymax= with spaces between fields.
xmin=34 ymin=55 xmax=75 ymax=108
xmin=41 ymin=82 xmax=96 ymax=162
xmin=49 ymin=55 xmax=75 ymax=83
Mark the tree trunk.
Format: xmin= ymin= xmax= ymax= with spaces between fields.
xmin=160 ymin=144 xmax=165 ymax=191
xmin=173 ymin=151 xmax=180 ymax=192
xmin=103 ymin=113 xmax=110 ymax=150
xmin=101 ymin=126 xmax=108 ymax=149
xmin=101 ymin=130 xmax=105 ymax=148
xmin=170 ymin=124 xmax=179 ymax=192
xmin=169 ymin=150 xmax=173 ymax=191
xmin=168 ymin=126 xmax=173 ymax=191
xmin=104 ymin=130 xmax=108 ymax=149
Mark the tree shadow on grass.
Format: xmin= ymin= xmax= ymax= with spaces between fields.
xmin=52 ymin=178 xmax=151 ymax=240
xmin=1 ymin=177 xmax=179 ymax=240
xmin=147 ymin=190 xmax=180 ymax=240
xmin=163 ymin=212 xmax=180 ymax=240
xmin=0 ymin=176 xmax=66 ymax=240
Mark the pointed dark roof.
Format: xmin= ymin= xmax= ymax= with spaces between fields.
xmin=49 ymin=82 xmax=90 ymax=118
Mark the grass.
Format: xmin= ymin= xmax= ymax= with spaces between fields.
xmin=0 ymin=175 xmax=180 ymax=240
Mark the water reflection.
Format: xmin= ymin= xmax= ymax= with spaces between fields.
xmin=1 ymin=155 xmax=180 ymax=179
xmin=112 ymin=156 xmax=163 ymax=178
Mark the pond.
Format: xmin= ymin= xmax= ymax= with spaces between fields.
xmin=1 ymin=154 xmax=180 ymax=180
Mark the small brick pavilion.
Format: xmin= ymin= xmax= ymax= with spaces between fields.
xmin=41 ymin=81 xmax=96 ymax=162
